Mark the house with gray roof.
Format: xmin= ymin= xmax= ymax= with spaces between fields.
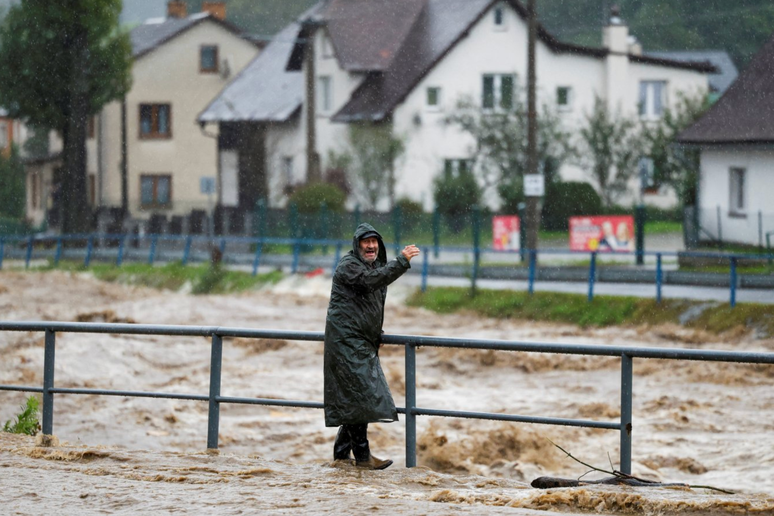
xmin=678 ymin=34 xmax=774 ymax=247
xmin=201 ymin=0 xmax=713 ymax=211
xmin=25 ymin=1 xmax=260 ymax=233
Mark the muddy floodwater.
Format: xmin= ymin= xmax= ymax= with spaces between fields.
xmin=1 ymin=271 xmax=773 ymax=515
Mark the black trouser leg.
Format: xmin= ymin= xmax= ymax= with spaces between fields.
xmin=347 ymin=423 xmax=370 ymax=462
xmin=333 ymin=426 xmax=352 ymax=460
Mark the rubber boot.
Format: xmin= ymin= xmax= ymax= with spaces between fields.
xmin=351 ymin=424 xmax=393 ymax=470
xmin=333 ymin=426 xmax=352 ymax=461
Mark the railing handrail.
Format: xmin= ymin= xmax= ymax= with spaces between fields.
xmin=0 ymin=321 xmax=772 ymax=364
xmin=3 ymin=231 xmax=774 ymax=261
xmin=2 ymin=321 xmax=774 ymax=474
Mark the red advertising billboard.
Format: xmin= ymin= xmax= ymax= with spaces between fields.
xmin=569 ymin=216 xmax=635 ymax=252
xmin=492 ymin=215 xmax=520 ymax=251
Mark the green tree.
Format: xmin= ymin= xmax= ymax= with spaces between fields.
xmin=433 ymin=161 xmax=481 ymax=233
xmin=577 ymin=98 xmax=643 ymax=208
xmin=641 ymin=92 xmax=710 ymax=206
xmin=445 ymin=91 xmax=574 ymax=214
xmin=334 ymin=123 xmax=405 ymax=209
xmin=0 ymin=0 xmax=132 ymax=233
xmin=0 ymin=145 xmax=25 ymax=219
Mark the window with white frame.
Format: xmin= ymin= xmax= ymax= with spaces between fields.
xmin=493 ymin=4 xmax=506 ymax=30
xmin=482 ymin=74 xmax=514 ymax=110
xmin=318 ymin=75 xmax=332 ymax=113
xmin=556 ymin=86 xmax=573 ymax=111
xmin=426 ymin=86 xmax=442 ymax=110
xmin=729 ymin=167 xmax=746 ymax=214
xmin=639 ymin=80 xmax=667 ymax=119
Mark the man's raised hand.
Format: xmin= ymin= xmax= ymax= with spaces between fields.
xmin=401 ymin=244 xmax=420 ymax=262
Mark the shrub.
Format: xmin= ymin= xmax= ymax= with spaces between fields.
xmin=288 ymin=182 xmax=347 ymax=214
xmin=433 ymin=168 xmax=481 ymax=233
xmin=541 ymin=181 xmax=602 ymax=231
xmin=3 ymin=396 xmax=41 ymax=435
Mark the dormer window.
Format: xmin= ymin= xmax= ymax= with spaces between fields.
xmin=200 ymin=45 xmax=218 ymax=73
xmin=493 ymin=4 xmax=506 ymax=30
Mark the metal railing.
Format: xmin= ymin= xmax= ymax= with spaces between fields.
xmin=2 ymin=233 xmax=774 ymax=308
xmin=2 ymin=321 xmax=774 ymax=473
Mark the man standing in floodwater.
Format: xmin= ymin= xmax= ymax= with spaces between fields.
xmin=324 ymin=223 xmax=420 ymax=470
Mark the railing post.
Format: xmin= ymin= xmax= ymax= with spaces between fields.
xmin=421 ymin=247 xmax=429 ymax=293
xmin=0 ymin=237 xmax=4 ymax=270
xmin=620 ymin=353 xmax=632 ymax=475
xmin=729 ymin=256 xmax=737 ymax=308
xmin=207 ymin=333 xmax=223 ymax=450
xmin=587 ymin=252 xmax=597 ymax=302
xmin=432 ymin=207 xmax=440 ymax=258
xmin=405 ymin=342 xmax=417 ymax=468
xmin=25 ymin=236 xmax=33 ymax=269
xmin=182 ymin=236 xmax=193 ymax=265
xmin=292 ymin=241 xmax=300 ymax=274
xmin=148 ymin=235 xmax=158 ymax=265
xmin=655 ymin=253 xmax=663 ymax=303
xmin=54 ymin=238 xmax=63 ymax=266
xmin=84 ymin=236 xmax=94 ymax=268
xmin=42 ymin=329 xmax=56 ymax=436
xmin=528 ymin=249 xmax=536 ymax=295
xmin=116 ymin=235 xmax=126 ymax=267
xmin=252 ymin=241 xmax=263 ymax=277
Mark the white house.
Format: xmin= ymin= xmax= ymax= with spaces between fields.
xmin=25 ymin=1 xmax=260 ymax=233
xmin=201 ymin=0 xmax=713 ymax=212
xmin=678 ymin=33 xmax=774 ymax=248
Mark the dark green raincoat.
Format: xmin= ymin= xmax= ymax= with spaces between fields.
xmin=323 ymin=223 xmax=411 ymax=427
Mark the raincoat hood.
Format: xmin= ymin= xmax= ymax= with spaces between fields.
xmin=352 ymin=223 xmax=387 ymax=267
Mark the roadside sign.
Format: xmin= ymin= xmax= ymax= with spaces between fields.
xmin=523 ymin=174 xmax=544 ymax=197
xmin=569 ymin=215 xmax=635 ymax=252
xmin=492 ymin=215 xmax=520 ymax=251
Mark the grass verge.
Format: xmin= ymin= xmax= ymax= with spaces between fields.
xmin=407 ymin=287 xmax=774 ymax=337
xmin=42 ymin=260 xmax=283 ymax=294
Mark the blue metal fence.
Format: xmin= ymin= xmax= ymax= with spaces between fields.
xmin=1 ymin=321 xmax=774 ymax=473
xmin=1 ymin=232 xmax=773 ymax=306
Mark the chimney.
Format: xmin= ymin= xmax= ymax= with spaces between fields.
xmin=167 ymin=1 xmax=187 ymax=19
xmin=202 ymin=2 xmax=227 ymax=21
xmin=602 ymin=4 xmax=628 ymax=54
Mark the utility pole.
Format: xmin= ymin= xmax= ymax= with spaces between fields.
xmin=303 ymin=20 xmax=321 ymax=183
xmin=525 ymin=0 xmax=541 ymax=252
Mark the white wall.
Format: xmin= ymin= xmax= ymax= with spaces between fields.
xmin=265 ymin=118 xmax=305 ymax=207
xmin=699 ymin=147 xmax=774 ymax=246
